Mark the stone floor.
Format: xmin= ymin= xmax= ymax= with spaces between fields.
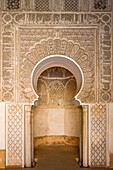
xmin=35 ymin=145 xmax=79 ymax=170
xmin=33 ymin=145 xmax=113 ymax=170
xmin=5 ymin=145 xmax=113 ymax=170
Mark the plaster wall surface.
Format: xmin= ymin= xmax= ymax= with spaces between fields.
xmin=64 ymin=107 xmax=80 ymax=137
xmin=33 ymin=107 xmax=48 ymax=137
xmin=33 ymin=106 xmax=80 ymax=137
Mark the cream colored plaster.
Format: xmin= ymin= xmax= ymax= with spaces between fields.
xmin=33 ymin=108 xmax=48 ymax=137
xmin=64 ymin=107 xmax=80 ymax=137
xmin=48 ymin=108 xmax=64 ymax=135
xmin=33 ymin=106 xmax=80 ymax=137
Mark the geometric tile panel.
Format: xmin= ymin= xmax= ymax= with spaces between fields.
xmin=6 ymin=104 xmax=24 ymax=166
xmin=90 ymin=104 xmax=106 ymax=166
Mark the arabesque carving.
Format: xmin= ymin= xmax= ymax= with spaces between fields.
xmin=0 ymin=0 xmax=112 ymax=168
xmin=1 ymin=12 xmax=112 ymax=104
xmin=37 ymin=67 xmax=77 ymax=106
xmin=20 ymin=38 xmax=95 ymax=103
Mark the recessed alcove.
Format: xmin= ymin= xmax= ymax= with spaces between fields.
xmin=33 ymin=66 xmax=82 ymax=161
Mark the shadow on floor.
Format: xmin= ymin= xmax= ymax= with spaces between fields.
xmin=35 ymin=145 xmax=80 ymax=170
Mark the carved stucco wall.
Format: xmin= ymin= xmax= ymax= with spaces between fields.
xmin=90 ymin=104 xmax=107 ymax=166
xmin=33 ymin=67 xmax=80 ymax=144
xmin=37 ymin=67 xmax=77 ymax=106
xmin=6 ymin=104 xmax=24 ymax=167
xmin=0 ymin=0 xmax=113 ymax=168
xmin=1 ymin=12 xmax=112 ymax=104
xmin=2 ymin=0 xmax=112 ymax=11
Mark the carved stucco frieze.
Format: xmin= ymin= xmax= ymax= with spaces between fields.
xmin=3 ymin=0 xmax=111 ymax=12
xmin=1 ymin=12 xmax=112 ymax=103
xmin=19 ymin=36 xmax=95 ymax=103
xmin=2 ymin=18 xmax=15 ymax=102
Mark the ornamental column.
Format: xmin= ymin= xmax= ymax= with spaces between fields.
xmin=82 ymin=105 xmax=88 ymax=167
xmin=24 ymin=105 xmax=32 ymax=167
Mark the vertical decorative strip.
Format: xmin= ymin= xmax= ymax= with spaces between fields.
xmin=90 ymin=104 xmax=106 ymax=166
xmin=6 ymin=104 xmax=24 ymax=167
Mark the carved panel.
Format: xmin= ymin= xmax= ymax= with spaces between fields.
xmin=19 ymin=36 xmax=95 ymax=103
xmin=7 ymin=0 xmax=20 ymax=10
xmin=64 ymin=0 xmax=79 ymax=11
xmin=6 ymin=104 xmax=24 ymax=166
xmin=90 ymin=104 xmax=107 ymax=166
xmin=2 ymin=20 xmax=15 ymax=102
xmin=94 ymin=0 xmax=107 ymax=10
xmin=49 ymin=80 xmax=64 ymax=106
xmin=34 ymin=0 xmax=49 ymax=11
xmin=3 ymin=0 xmax=112 ymax=11
xmin=1 ymin=12 xmax=112 ymax=104
xmin=37 ymin=67 xmax=77 ymax=106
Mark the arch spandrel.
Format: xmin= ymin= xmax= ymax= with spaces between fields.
xmin=20 ymin=38 xmax=95 ymax=103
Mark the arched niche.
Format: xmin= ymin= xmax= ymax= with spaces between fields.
xmin=33 ymin=65 xmax=82 ymax=150
xmin=31 ymin=54 xmax=84 ymax=103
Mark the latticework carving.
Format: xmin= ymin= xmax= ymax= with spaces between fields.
xmin=49 ymin=81 xmax=64 ymax=105
xmin=6 ymin=104 xmax=24 ymax=166
xmin=64 ymin=0 xmax=79 ymax=11
xmin=3 ymin=0 xmax=111 ymax=11
xmin=37 ymin=67 xmax=77 ymax=106
xmin=7 ymin=0 xmax=20 ymax=10
xmin=1 ymin=12 xmax=112 ymax=104
xmin=94 ymin=0 xmax=107 ymax=10
xmin=0 ymin=1 xmax=112 ymax=168
xmin=20 ymin=38 xmax=94 ymax=103
xmin=90 ymin=104 xmax=106 ymax=166
xmin=35 ymin=0 xmax=49 ymax=11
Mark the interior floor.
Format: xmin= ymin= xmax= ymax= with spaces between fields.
xmin=34 ymin=145 xmax=80 ymax=170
